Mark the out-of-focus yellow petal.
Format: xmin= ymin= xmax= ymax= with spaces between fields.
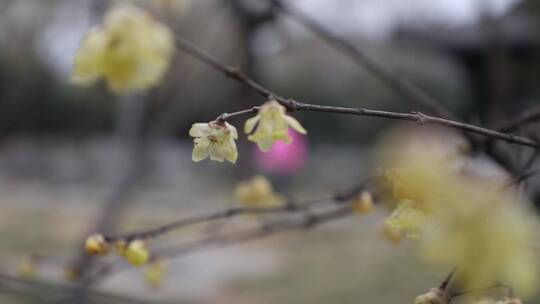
xmin=71 ymin=3 xmax=174 ymax=95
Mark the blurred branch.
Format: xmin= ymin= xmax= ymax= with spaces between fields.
xmin=89 ymin=194 xmax=359 ymax=281
xmin=103 ymin=184 xmax=362 ymax=242
xmin=498 ymin=104 xmax=540 ymax=132
xmin=0 ymin=273 xmax=162 ymax=304
xmin=174 ymin=36 xmax=539 ymax=149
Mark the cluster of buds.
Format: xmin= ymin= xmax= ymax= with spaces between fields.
xmin=85 ymin=234 xmax=151 ymax=266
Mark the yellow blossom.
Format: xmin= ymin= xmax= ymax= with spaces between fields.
xmin=189 ymin=121 xmax=238 ymax=163
xmin=234 ymin=175 xmax=285 ymax=207
xmin=72 ymin=4 xmax=174 ymax=94
xmin=414 ymin=288 xmax=449 ymax=304
xmin=244 ymin=100 xmax=307 ymax=152
xmin=85 ymin=234 xmax=109 ymax=256
xmin=125 ymin=239 xmax=150 ymax=266
xmin=17 ymin=257 xmax=36 ymax=279
xmin=351 ymin=191 xmax=374 ymax=214
xmin=143 ymin=258 xmax=168 ymax=288
xmin=421 ymin=180 xmax=538 ymax=298
xmin=385 ymin=201 xmax=427 ymax=239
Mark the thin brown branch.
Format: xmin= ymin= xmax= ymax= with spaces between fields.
xmin=0 ymin=273 xmax=162 ymax=304
xmin=103 ymin=184 xmax=363 ymax=242
xmin=498 ymin=104 xmax=540 ymax=132
xmin=88 ymin=202 xmax=355 ymax=282
xmin=269 ymin=0 xmax=454 ymax=119
xmin=174 ymin=35 xmax=538 ymax=149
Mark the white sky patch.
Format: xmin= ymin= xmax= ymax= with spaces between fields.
xmin=293 ymin=0 xmax=522 ymax=39
xmin=35 ymin=0 xmax=91 ymax=81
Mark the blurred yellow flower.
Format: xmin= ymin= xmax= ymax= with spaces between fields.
xmin=72 ymin=4 xmax=174 ymax=94
xmin=351 ymin=191 xmax=374 ymax=215
xmin=143 ymin=258 xmax=168 ymax=288
xmin=244 ymin=100 xmax=307 ymax=152
xmin=234 ymin=175 xmax=285 ymax=207
xmin=189 ymin=121 xmax=238 ymax=163
xmin=85 ymin=234 xmax=109 ymax=256
xmin=421 ymin=181 xmax=538 ymax=298
xmin=126 ymin=239 xmax=150 ymax=266
xmin=17 ymin=257 xmax=36 ymax=279
xmin=376 ymin=130 xmax=539 ymax=298
xmin=384 ymin=201 xmax=427 ymax=239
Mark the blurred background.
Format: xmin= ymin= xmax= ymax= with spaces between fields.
xmin=0 ymin=0 xmax=539 ymax=303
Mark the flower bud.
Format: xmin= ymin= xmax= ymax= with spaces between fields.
xmin=414 ymin=288 xmax=449 ymax=304
xmin=126 ymin=239 xmax=150 ymax=266
xmin=351 ymin=191 xmax=374 ymax=214
xmin=85 ymin=234 xmax=109 ymax=255
xmin=115 ymin=239 xmax=128 ymax=257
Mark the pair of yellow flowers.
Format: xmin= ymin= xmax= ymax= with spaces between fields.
xmin=72 ymin=4 xmax=307 ymax=161
xmin=189 ymin=100 xmax=307 ymax=164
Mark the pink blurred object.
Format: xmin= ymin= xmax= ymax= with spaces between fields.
xmin=254 ymin=129 xmax=308 ymax=175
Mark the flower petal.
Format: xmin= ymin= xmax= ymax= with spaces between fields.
xmin=192 ymin=140 xmax=210 ymax=162
xmin=244 ymin=115 xmax=260 ymax=134
xmin=226 ymin=122 xmax=238 ymax=139
xmin=189 ymin=123 xmax=209 ymax=137
xmin=284 ymin=115 xmax=307 ymax=134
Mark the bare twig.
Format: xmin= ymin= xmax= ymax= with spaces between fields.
xmin=88 ymin=202 xmax=356 ymax=281
xmin=268 ymin=0 xmax=453 ymax=119
xmin=498 ymin=104 xmax=540 ymax=133
xmin=174 ymin=36 xmax=538 ymax=149
xmin=0 ymin=273 xmax=162 ymax=304
xmin=103 ymin=183 xmax=363 ymax=242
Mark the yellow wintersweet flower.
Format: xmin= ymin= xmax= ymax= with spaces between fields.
xmin=234 ymin=175 xmax=285 ymax=207
xmin=421 ymin=180 xmax=538 ymax=298
xmin=85 ymin=234 xmax=109 ymax=256
xmin=72 ymin=4 xmax=174 ymax=94
xmin=351 ymin=190 xmax=374 ymax=214
xmin=143 ymin=258 xmax=168 ymax=288
xmin=378 ymin=130 xmax=466 ymax=240
xmin=189 ymin=121 xmax=238 ymax=163
xmin=125 ymin=239 xmax=151 ymax=266
xmin=384 ymin=201 xmax=427 ymax=239
xmin=244 ymin=100 xmax=307 ymax=152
